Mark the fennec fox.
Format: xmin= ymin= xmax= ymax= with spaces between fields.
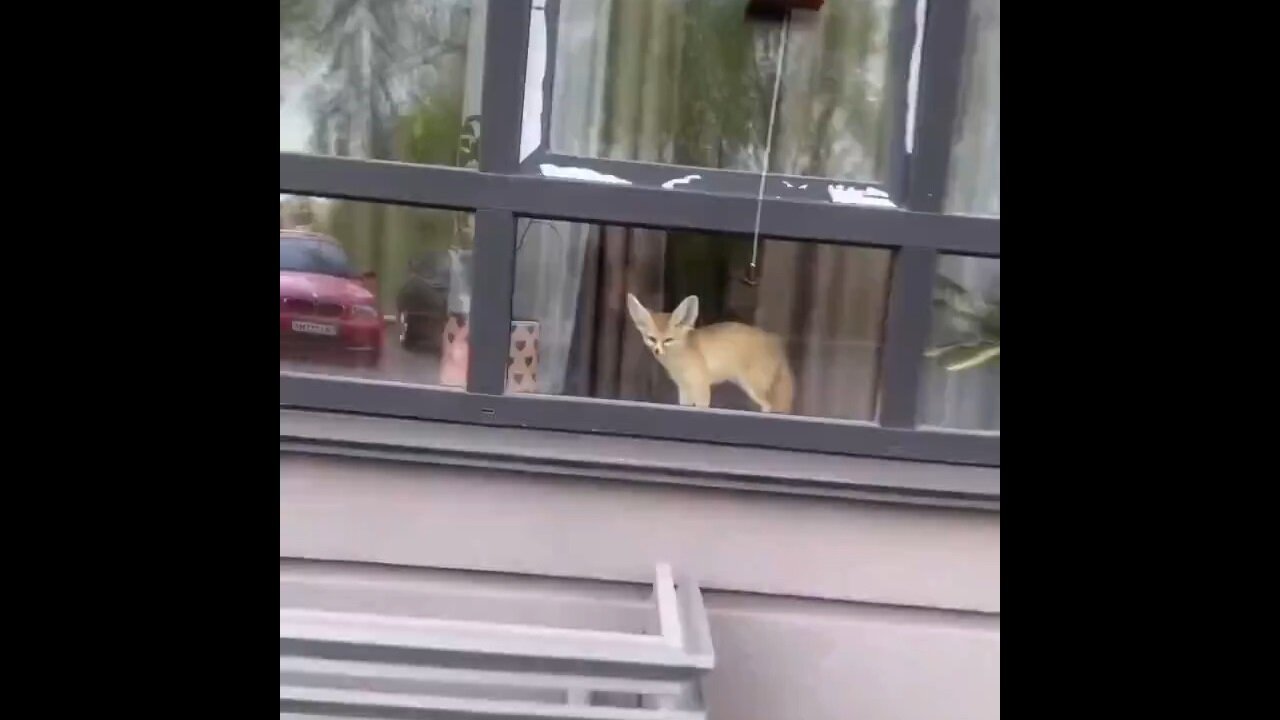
xmin=626 ymin=293 xmax=794 ymax=413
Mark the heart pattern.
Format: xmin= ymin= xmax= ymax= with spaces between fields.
xmin=439 ymin=316 xmax=540 ymax=393
xmin=507 ymin=321 xmax=540 ymax=393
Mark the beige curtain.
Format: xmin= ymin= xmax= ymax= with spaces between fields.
xmin=556 ymin=0 xmax=682 ymax=402
xmin=755 ymin=243 xmax=889 ymax=419
xmin=577 ymin=228 xmax=672 ymax=402
xmin=753 ymin=0 xmax=894 ymax=420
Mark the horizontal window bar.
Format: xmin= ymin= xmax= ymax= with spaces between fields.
xmin=280 ymin=372 xmax=999 ymax=466
xmin=281 ymin=153 xmax=490 ymax=211
xmin=281 ymin=153 xmax=999 ymax=257
xmin=281 ymin=409 xmax=1001 ymax=508
xmin=524 ymin=152 xmax=890 ymax=205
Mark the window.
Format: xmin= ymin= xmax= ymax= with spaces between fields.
xmin=512 ymin=219 xmax=890 ymax=420
xmin=281 ymin=233 xmax=358 ymax=278
xmin=543 ymin=0 xmax=898 ymax=182
xmin=926 ymin=0 xmax=998 ymax=429
xmin=923 ymin=256 xmax=999 ymax=431
xmin=946 ymin=0 xmax=999 ymax=216
xmin=279 ymin=0 xmax=1000 ymax=467
xmin=279 ymin=194 xmax=473 ymax=384
xmin=280 ymin=0 xmax=486 ymax=168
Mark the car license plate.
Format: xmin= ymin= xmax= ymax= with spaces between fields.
xmin=292 ymin=320 xmax=338 ymax=337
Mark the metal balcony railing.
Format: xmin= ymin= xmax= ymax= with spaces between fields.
xmin=280 ymin=564 xmax=715 ymax=719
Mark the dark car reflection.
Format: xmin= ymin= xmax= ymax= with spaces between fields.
xmin=396 ymin=248 xmax=470 ymax=353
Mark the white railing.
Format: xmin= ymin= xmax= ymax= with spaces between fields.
xmin=280 ymin=564 xmax=715 ymax=719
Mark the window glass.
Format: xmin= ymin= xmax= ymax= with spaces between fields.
xmin=279 ymin=194 xmax=474 ymax=385
xmin=921 ymin=255 xmax=999 ymax=431
xmin=280 ymin=0 xmax=486 ymax=169
xmin=945 ymin=0 xmax=999 ymax=216
xmin=281 ymin=235 xmax=358 ymax=278
xmin=539 ymin=0 xmax=898 ymax=182
xmin=507 ymin=219 xmax=891 ymax=420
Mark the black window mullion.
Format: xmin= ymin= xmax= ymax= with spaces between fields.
xmin=878 ymin=0 xmax=973 ymax=428
xmin=876 ymin=246 xmax=937 ymax=428
xmin=479 ymin=0 xmax=531 ymax=173
xmin=519 ymin=146 xmax=551 ymax=173
xmin=466 ymin=209 xmax=518 ymax=395
xmin=466 ymin=0 xmax=531 ymax=394
xmin=884 ymin=0 xmax=918 ymax=207
xmin=904 ymin=0 xmax=971 ymax=213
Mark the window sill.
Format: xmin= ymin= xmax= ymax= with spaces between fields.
xmin=280 ymin=409 xmax=999 ymax=512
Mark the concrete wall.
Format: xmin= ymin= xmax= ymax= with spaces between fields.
xmin=280 ymin=453 xmax=1000 ymax=720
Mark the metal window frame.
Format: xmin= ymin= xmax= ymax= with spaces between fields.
xmin=278 ymin=0 xmax=999 ymax=468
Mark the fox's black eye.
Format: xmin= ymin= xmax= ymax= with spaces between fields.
xmin=662 ymin=338 xmax=673 ymax=345
xmin=646 ymin=336 xmax=656 ymax=344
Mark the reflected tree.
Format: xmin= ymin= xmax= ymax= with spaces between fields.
xmin=280 ymin=0 xmax=475 ymax=314
xmin=303 ymin=0 xmax=468 ymax=160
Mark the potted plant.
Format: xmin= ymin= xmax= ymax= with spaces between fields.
xmin=925 ymin=274 xmax=1000 ymax=372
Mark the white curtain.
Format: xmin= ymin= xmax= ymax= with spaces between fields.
xmin=510 ymin=0 xmax=610 ymax=394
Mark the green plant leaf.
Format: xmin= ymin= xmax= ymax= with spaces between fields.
xmin=931 ymin=343 xmax=1001 ymax=372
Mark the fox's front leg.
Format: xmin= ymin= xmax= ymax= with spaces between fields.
xmin=675 ymin=379 xmax=710 ymax=408
xmin=689 ymin=381 xmax=711 ymax=408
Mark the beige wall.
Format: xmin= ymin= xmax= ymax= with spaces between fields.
xmin=280 ymin=453 xmax=1000 ymax=720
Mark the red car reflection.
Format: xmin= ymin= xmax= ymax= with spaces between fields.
xmin=280 ymin=231 xmax=382 ymax=366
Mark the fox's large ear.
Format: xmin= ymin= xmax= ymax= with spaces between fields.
xmin=626 ymin=293 xmax=653 ymax=330
xmin=671 ymin=295 xmax=699 ymax=328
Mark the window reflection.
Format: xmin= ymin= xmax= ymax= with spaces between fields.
xmin=544 ymin=0 xmax=897 ymax=181
xmin=280 ymin=194 xmax=473 ymax=386
xmin=945 ymin=0 xmax=999 ymax=216
xmin=921 ymin=256 xmax=999 ymax=431
xmin=280 ymin=0 xmax=486 ymax=168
